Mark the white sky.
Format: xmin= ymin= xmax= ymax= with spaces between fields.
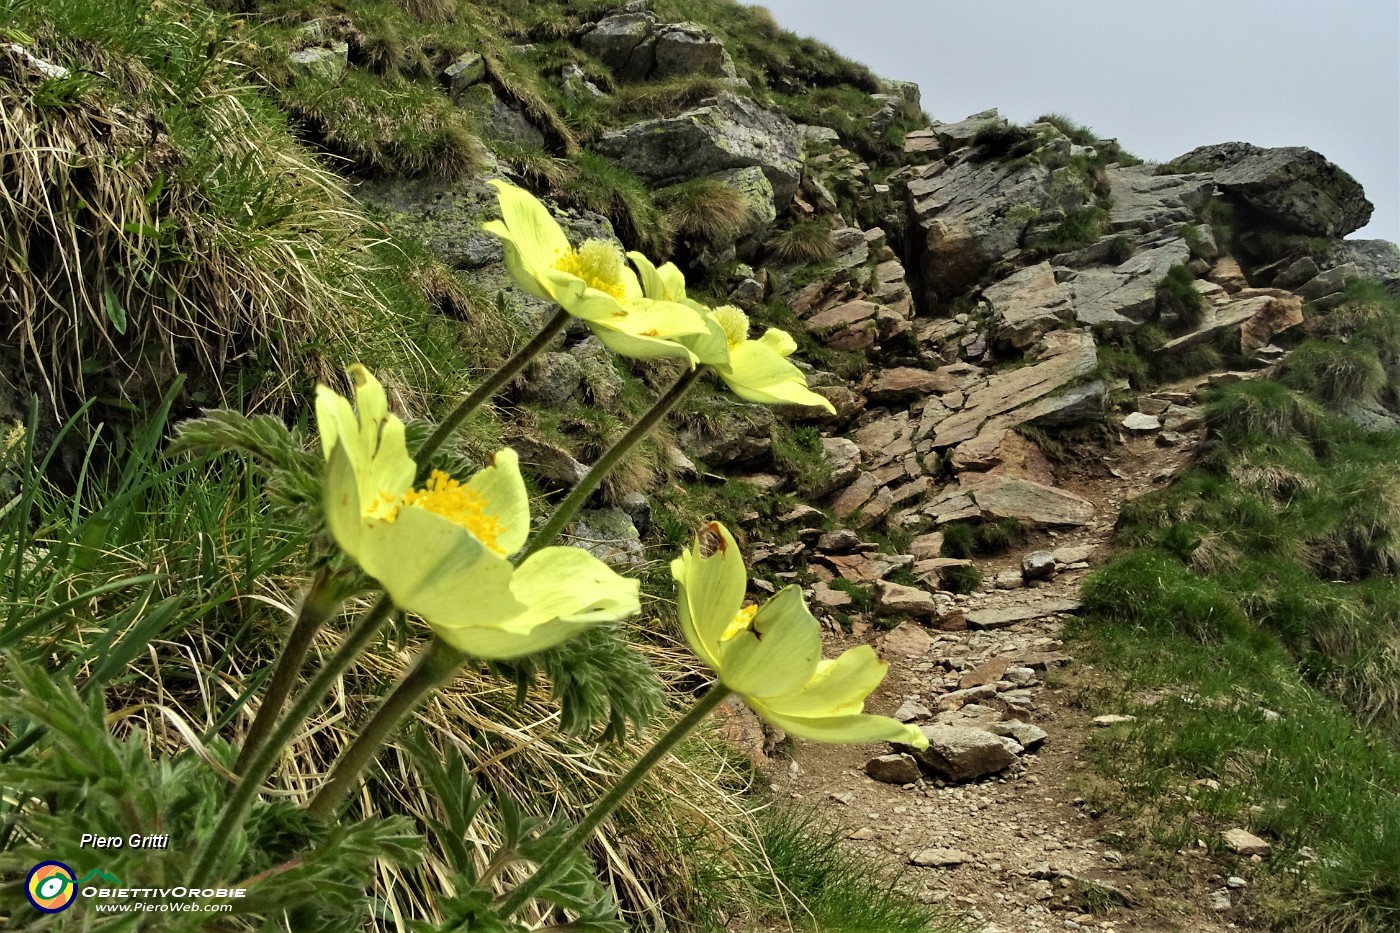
xmin=756 ymin=0 xmax=1399 ymax=243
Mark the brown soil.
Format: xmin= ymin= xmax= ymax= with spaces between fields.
xmin=770 ymin=419 xmax=1262 ymax=932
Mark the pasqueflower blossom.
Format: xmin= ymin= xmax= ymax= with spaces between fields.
xmin=672 ymin=522 xmax=926 ymax=747
xmin=316 ymin=365 xmax=639 ymax=657
xmin=628 ymin=253 xmax=835 ymax=413
xmin=482 ymin=181 xmax=708 ymax=362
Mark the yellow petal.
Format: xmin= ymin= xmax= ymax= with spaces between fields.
xmin=488 ymin=180 xmax=571 ymax=269
xmin=315 ymin=384 xmax=357 ymax=463
xmin=324 ymin=440 xmax=365 ymax=562
xmin=512 ymin=545 xmax=642 ymax=627
xmin=627 ymin=251 xmax=688 ymax=303
xmin=717 ymin=585 xmax=822 ymax=698
xmin=721 ymin=342 xmax=836 ymax=412
xmin=746 ymin=702 xmax=930 ymax=748
xmin=760 ymin=646 xmax=888 ymax=718
xmin=486 ymin=221 xmax=555 ymax=304
xmin=671 ymin=522 xmax=747 ymax=673
xmin=757 ymin=327 xmax=798 ymax=357
xmin=356 ymin=503 xmax=527 ymax=636
xmin=540 ymin=269 xmax=627 ymax=322
xmin=430 ymin=544 xmax=638 ymax=658
xmin=461 ymin=449 xmax=530 ymax=556
xmin=315 ymin=366 xmax=415 ymax=513
xmin=676 ymin=315 xmax=733 ymax=369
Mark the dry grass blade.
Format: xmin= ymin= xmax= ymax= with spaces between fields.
xmin=0 ymin=38 xmax=383 ymax=411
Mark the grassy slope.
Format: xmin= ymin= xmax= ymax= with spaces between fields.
xmin=0 ymin=0 xmax=955 ymax=930
xmin=1069 ymin=280 xmax=1400 ymax=931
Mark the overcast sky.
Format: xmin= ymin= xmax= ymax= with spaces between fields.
xmin=757 ymin=0 xmax=1398 ymax=243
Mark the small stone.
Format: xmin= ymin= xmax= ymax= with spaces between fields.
xmin=1222 ymin=828 xmax=1271 ymax=857
xmin=987 ymin=720 xmax=1048 ymax=751
xmin=910 ymin=531 xmax=946 ymax=561
xmin=829 ymin=790 xmax=855 ymax=805
xmin=866 ymin=753 xmax=923 ymax=784
xmin=1156 ymin=431 xmax=1186 ymax=447
xmin=848 ymin=827 xmax=877 ymax=840
xmin=1209 ymin=888 xmax=1232 ymax=911
xmin=879 ymin=622 xmax=936 ymax=658
xmin=1122 ymin=412 xmax=1162 ymax=433
xmin=876 ymin=580 xmax=940 ymax=617
xmin=810 ymin=580 xmax=853 ymax=609
xmin=1227 ymin=876 xmax=1247 ymax=889
xmin=816 ymin=529 xmax=863 ymax=554
xmin=912 ymin=725 xmax=1020 ymax=781
xmin=1003 ymin=667 xmax=1037 ymax=686
xmin=910 ymin=847 xmax=969 ymax=868
xmin=993 ymin=570 xmax=1024 ymax=589
xmin=1093 ymin=714 xmax=1136 ymax=727
xmin=1021 ymin=550 xmax=1057 ymax=580
xmin=894 ymin=699 xmax=933 ymax=723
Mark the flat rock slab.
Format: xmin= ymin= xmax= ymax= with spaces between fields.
xmin=1068 ymin=239 xmax=1192 ymax=326
xmin=987 ymin=720 xmax=1049 ymax=751
xmin=866 ymin=366 xmax=957 ymax=403
xmin=985 ymin=261 xmax=1075 ymax=350
xmin=1106 ymin=164 xmax=1214 ymax=233
xmin=933 ymin=331 xmax=1098 ymax=447
xmin=1162 ymin=293 xmax=1303 ymax=353
xmin=965 ymin=598 xmax=1083 ymax=630
xmin=879 ymin=622 xmax=937 ymax=658
xmin=594 ymin=92 xmax=801 ymax=204
xmin=965 ymin=475 xmax=1095 ymax=527
xmin=910 ymin=847 xmax=970 ymax=868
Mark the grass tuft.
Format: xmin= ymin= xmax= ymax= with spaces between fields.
xmin=658 ymin=177 xmax=754 ymax=244
xmin=769 ymin=220 xmax=835 ymax=265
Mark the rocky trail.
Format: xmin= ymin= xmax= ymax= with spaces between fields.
xmin=741 ymin=403 xmax=1265 ymax=932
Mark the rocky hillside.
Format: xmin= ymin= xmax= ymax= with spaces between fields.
xmin=3 ymin=0 xmax=1399 ymax=930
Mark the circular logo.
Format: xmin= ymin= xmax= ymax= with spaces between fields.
xmin=25 ymin=861 xmax=77 ymax=913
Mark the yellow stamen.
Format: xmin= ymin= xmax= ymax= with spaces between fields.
xmin=713 ymin=305 xmax=750 ymax=350
xmin=554 ymin=239 xmax=628 ymax=302
xmin=722 ymin=603 xmax=759 ymax=641
xmin=376 ymin=470 xmax=507 ymax=554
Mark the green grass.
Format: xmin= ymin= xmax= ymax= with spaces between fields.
xmin=1155 ymin=263 xmax=1207 ymax=334
xmin=743 ymin=806 xmax=966 ymax=933
xmin=1026 ymin=206 xmax=1108 ymax=256
xmin=568 ymin=150 xmax=671 ymax=257
xmin=1071 ymin=280 xmax=1400 ymax=930
xmin=284 ymin=70 xmax=485 ymax=179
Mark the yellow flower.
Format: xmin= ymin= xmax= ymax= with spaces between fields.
xmin=482 ymin=180 xmax=709 ymax=362
xmin=629 ymin=253 xmax=835 ymax=413
xmin=316 ymin=365 xmax=640 ymax=657
xmin=672 ymin=522 xmax=927 ymax=747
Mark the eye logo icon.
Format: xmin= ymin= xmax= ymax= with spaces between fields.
xmin=25 ymin=861 xmax=77 ymax=913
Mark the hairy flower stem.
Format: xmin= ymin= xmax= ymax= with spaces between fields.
xmin=307 ymin=638 xmax=465 ymax=819
xmin=416 ymin=307 xmax=571 ymax=477
xmin=518 ymin=365 xmax=707 ymax=561
xmin=190 ymin=596 xmax=396 ymax=887
xmin=497 ymin=683 xmax=733 ymax=918
xmin=234 ymin=568 xmax=340 ymax=776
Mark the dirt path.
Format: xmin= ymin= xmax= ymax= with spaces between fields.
xmin=779 ymin=416 xmax=1254 ymax=932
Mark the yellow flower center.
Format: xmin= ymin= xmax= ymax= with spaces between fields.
xmin=554 ymin=239 xmax=628 ymax=302
xmin=721 ymin=603 xmax=759 ymax=641
xmin=713 ymin=305 xmax=750 ymax=350
xmin=374 ymin=470 xmax=507 ymax=555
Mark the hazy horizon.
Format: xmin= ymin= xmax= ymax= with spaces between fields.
xmin=756 ymin=0 xmax=1399 ymax=244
